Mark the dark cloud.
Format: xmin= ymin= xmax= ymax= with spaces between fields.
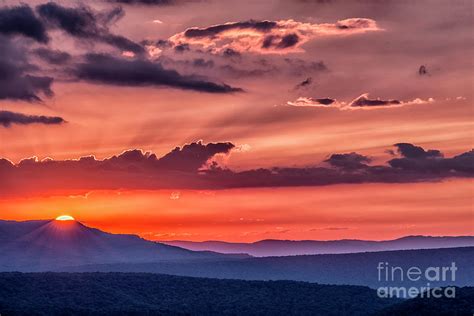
xmin=0 ymin=5 xmax=48 ymax=43
xmin=0 ymin=37 xmax=53 ymax=102
xmin=193 ymin=58 xmax=214 ymax=68
xmin=34 ymin=48 xmax=71 ymax=65
xmin=393 ymin=143 xmax=443 ymax=159
xmin=418 ymin=65 xmax=429 ymax=76
xmin=102 ymin=34 xmax=144 ymax=54
xmin=74 ymin=53 xmax=242 ymax=93
xmin=184 ymin=20 xmax=277 ymax=38
xmin=262 ymin=33 xmax=299 ymax=49
xmin=261 ymin=35 xmax=275 ymax=48
xmin=386 ymin=143 xmax=471 ymax=174
xmin=37 ymin=3 xmax=98 ymax=37
xmin=350 ymin=93 xmax=401 ymax=107
xmin=222 ymin=48 xmax=241 ymax=58
xmin=0 ymin=141 xmax=236 ymax=195
xmin=0 ymin=111 xmax=65 ymax=127
xmin=36 ymin=3 xmax=144 ymax=54
xmin=0 ymin=68 xmax=53 ymax=102
xmin=157 ymin=141 xmax=235 ymax=171
xmin=1 ymin=143 xmax=472 ymax=197
xmin=295 ymin=77 xmax=312 ymax=89
xmin=151 ymin=39 xmax=173 ymax=48
xmin=277 ymin=33 xmax=300 ymax=48
xmin=174 ymin=43 xmax=190 ymax=53
xmin=389 ymin=149 xmax=473 ymax=174
xmin=325 ymin=153 xmax=371 ymax=170
xmin=314 ymin=98 xmax=335 ymax=105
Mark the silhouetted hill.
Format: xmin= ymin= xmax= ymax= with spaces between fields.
xmin=0 ymin=272 xmax=399 ymax=316
xmin=164 ymin=236 xmax=474 ymax=257
xmin=1 ymin=273 xmax=471 ymax=315
xmin=0 ymin=220 xmax=245 ymax=271
xmin=376 ymin=287 xmax=474 ymax=316
xmin=64 ymin=247 xmax=474 ymax=289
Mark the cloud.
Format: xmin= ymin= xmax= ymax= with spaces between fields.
xmin=1 ymin=142 xmax=472 ymax=197
xmin=389 ymin=146 xmax=473 ymax=174
xmin=193 ymin=58 xmax=214 ymax=68
xmin=386 ymin=143 xmax=470 ymax=174
xmin=174 ymin=43 xmax=190 ymax=53
xmin=183 ymin=20 xmax=278 ymax=38
xmin=222 ymin=48 xmax=241 ymax=58
xmin=0 ymin=111 xmax=65 ymax=127
xmin=168 ymin=18 xmax=380 ymax=55
xmin=393 ymin=143 xmax=443 ymax=159
xmin=152 ymin=47 xmax=327 ymax=82
xmin=34 ymin=48 xmax=71 ymax=65
xmin=294 ymin=77 xmax=312 ymax=89
xmin=0 ymin=5 xmax=48 ymax=43
xmin=0 ymin=36 xmax=53 ymax=102
xmin=418 ymin=65 xmax=429 ymax=76
xmin=287 ymin=97 xmax=336 ymax=107
xmin=284 ymin=58 xmax=328 ymax=76
xmin=348 ymin=94 xmax=435 ymax=109
xmin=349 ymin=93 xmax=401 ymax=107
xmin=157 ymin=140 xmax=235 ymax=171
xmin=73 ymin=53 xmax=242 ymax=93
xmin=325 ymin=152 xmax=371 ymax=170
xmin=36 ymin=3 xmax=144 ymax=54
xmin=287 ymin=93 xmax=434 ymax=110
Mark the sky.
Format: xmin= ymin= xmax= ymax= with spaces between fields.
xmin=0 ymin=0 xmax=472 ymax=242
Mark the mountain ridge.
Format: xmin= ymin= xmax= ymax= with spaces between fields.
xmin=163 ymin=235 xmax=474 ymax=257
xmin=63 ymin=247 xmax=474 ymax=289
xmin=0 ymin=219 xmax=248 ymax=272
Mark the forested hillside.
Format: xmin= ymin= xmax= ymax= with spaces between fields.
xmin=0 ymin=273 xmax=396 ymax=315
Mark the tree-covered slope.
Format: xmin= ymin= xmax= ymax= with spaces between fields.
xmin=0 ymin=272 xmax=397 ymax=316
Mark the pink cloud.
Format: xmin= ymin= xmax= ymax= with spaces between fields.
xmin=166 ymin=18 xmax=380 ymax=55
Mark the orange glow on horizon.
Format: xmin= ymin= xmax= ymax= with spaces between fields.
xmin=1 ymin=179 xmax=472 ymax=243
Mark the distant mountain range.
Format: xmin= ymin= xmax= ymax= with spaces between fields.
xmin=163 ymin=236 xmax=474 ymax=257
xmin=0 ymin=219 xmax=245 ymax=271
xmin=1 ymin=219 xmax=472 ymax=291
xmin=65 ymin=247 xmax=474 ymax=289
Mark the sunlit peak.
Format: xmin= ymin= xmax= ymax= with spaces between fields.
xmin=55 ymin=215 xmax=75 ymax=221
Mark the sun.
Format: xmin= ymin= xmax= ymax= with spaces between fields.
xmin=55 ymin=215 xmax=75 ymax=221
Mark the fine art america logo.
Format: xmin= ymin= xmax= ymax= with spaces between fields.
xmin=377 ymin=262 xmax=457 ymax=298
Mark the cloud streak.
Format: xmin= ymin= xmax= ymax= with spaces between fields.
xmin=0 ymin=111 xmax=65 ymax=127
xmin=73 ymin=53 xmax=242 ymax=93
